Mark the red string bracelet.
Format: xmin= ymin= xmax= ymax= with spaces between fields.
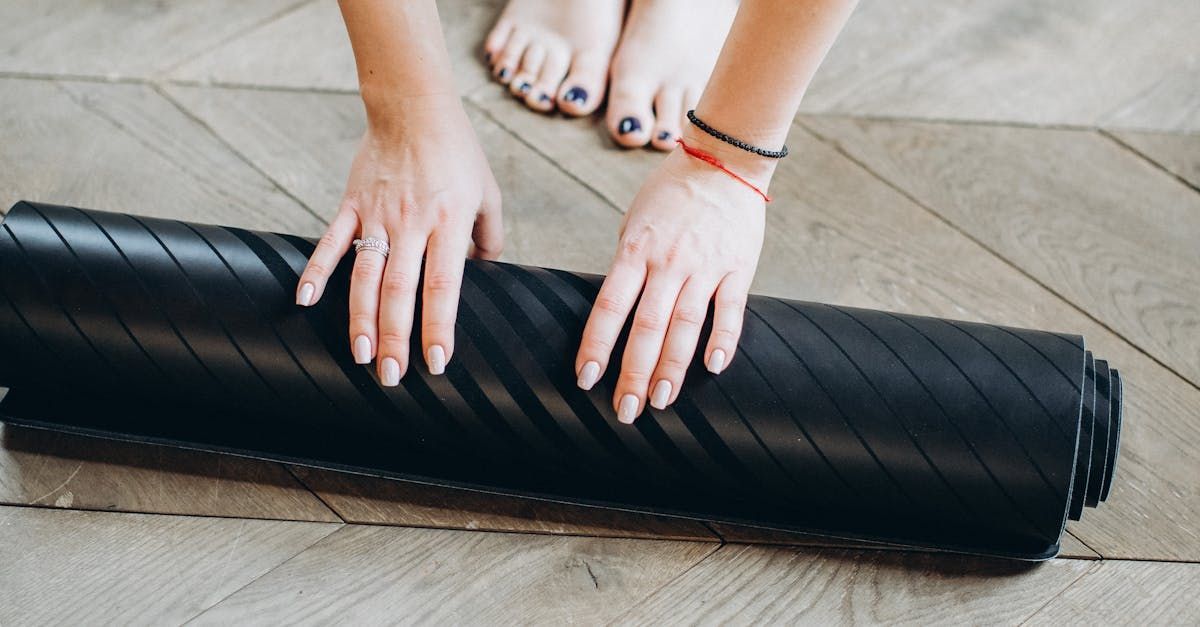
xmin=676 ymin=139 xmax=771 ymax=203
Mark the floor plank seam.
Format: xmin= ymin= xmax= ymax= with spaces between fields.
xmin=1015 ymin=559 xmax=1104 ymax=626
xmin=605 ymin=541 xmax=728 ymax=626
xmin=150 ymin=82 xmax=330 ymax=226
xmin=1097 ymin=128 xmax=1200 ymax=194
xmin=0 ymin=500 xmax=340 ymax=525
xmin=178 ymin=519 xmax=346 ymax=625
xmin=163 ymin=77 xmax=361 ymax=97
xmin=465 ymin=98 xmax=628 ymax=218
xmin=282 ymin=465 xmax=346 ymax=523
xmin=797 ymin=117 xmax=1200 ymax=394
xmin=154 ymin=0 xmax=317 ymax=80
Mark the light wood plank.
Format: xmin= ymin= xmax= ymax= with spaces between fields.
xmin=190 ymin=524 xmax=716 ymax=625
xmin=0 ymin=506 xmax=340 ymax=625
xmin=802 ymin=116 xmax=1200 ymax=386
xmin=163 ymin=84 xmax=621 ymax=272
xmin=799 ymin=0 xmax=1200 ymax=131
xmin=169 ymin=0 xmax=502 ymax=96
xmin=617 ymin=544 xmax=1095 ymax=625
xmin=709 ymin=523 xmax=1101 ymax=560
xmin=0 ymin=0 xmax=300 ymax=79
xmin=1109 ymin=130 xmax=1200 ymax=190
xmin=0 ymin=424 xmax=338 ymax=521
xmin=0 ymin=78 xmax=325 ymax=233
xmin=474 ymin=92 xmax=1200 ymax=561
xmin=288 ymin=465 xmax=717 ymax=541
xmin=1025 ymin=560 xmax=1200 ymax=625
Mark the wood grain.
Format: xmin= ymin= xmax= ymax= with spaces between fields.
xmin=802 ymin=116 xmax=1200 ymax=387
xmin=1025 ymin=559 xmax=1200 ymax=625
xmin=190 ymin=524 xmax=717 ymax=625
xmin=168 ymin=0 xmax=502 ymax=96
xmin=617 ymin=544 xmax=1095 ymax=625
xmin=0 ymin=78 xmax=325 ymax=234
xmin=1109 ymin=130 xmax=1200 ymax=190
xmin=289 ymin=465 xmax=717 ymax=541
xmin=0 ymin=0 xmax=301 ymax=79
xmin=0 ymin=505 xmax=340 ymax=625
xmin=474 ymin=92 xmax=1200 ymax=562
xmin=0 ymin=424 xmax=338 ymax=521
xmin=799 ymin=0 xmax=1200 ymax=131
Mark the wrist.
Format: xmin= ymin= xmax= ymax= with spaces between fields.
xmin=361 ymin=88 xmax=465 ymax=138
xmin=679 ymin=126 xmax=780 ymax=191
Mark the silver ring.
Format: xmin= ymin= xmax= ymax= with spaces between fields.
xmin=353 ymin=237 xmax=390 ymax=258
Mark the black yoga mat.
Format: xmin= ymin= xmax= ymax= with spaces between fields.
xmin=0 ymin=201 xmax=1122 ymax=560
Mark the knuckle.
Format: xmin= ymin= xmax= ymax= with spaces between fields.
xmin=304 ymin=260 xmax=331 ymax=278
xmin=423 ymin=271 xmax=460 ymax=294
xmin=631 ymin=309 xmax=668 ymax=334
xmin=380 ymin=272 xmax=415 ymax=295
xmin=593 ymin=294 xmax=628 ymax=317
xmin=719 ymin=293 xmax=748 ymax=311
xmin=377 ymin=330 xmax=411 ymax=347
xmin=351 ymin=256 xmax=384 ymax=279
xmin=670 ymin=306 xmax=706 ymax=329
xmin=710 ymin=328 xmax=739 ymax=345
xmin=349 ymin=312 xmax=376 ymax=331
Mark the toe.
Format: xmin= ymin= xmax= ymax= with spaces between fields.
xmin=494 ymin=29 xmax=531 ymax=85
xmin=509 ymin=44 xmax=546 ymax=98
xmin=483 ymin=18 xmax=514 ymax=66
xmin=650 ymin=88 xmax=684 ymax=151
xmin=525 ymin=48 xmax=569 ymax=112
xmin=556 ymin=50 xmax=608 ymax=116
xmin=606 ymin=79 xmax=656 ymax=148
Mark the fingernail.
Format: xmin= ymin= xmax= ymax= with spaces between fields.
xmin=353 ymin=335 xmax=372 ymax=364
xmin=427 ymin=345 xmax=446 ymax=375
xmin=517 ymin=81 xmax=531 ymax=94
xmin=381 ymin=357 xmax=400 ymax=387
xmin=498 ymin=67 xmax=510 ymax=80
xmin=577 ymin=361 xmax=600 ymax=390
xmin=707 ymin=349 xmax=726 ymax=374
xmin=618 ymin=117 xmax=642 ymax=135
xmin=657 ymin=130 xmax=672 ymax=141
xmin=297 ymin=282 xmax=314 ymax=307
xmin=650 ymin=380 xmax=672 ymax=410
xmin=618 ymin=394 xmax=639 ymax=424
xmin=564 ymin=86 xmax=587 ymax=104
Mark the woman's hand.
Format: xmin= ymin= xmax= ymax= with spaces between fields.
xmin=575 ymin=136 xmax=772 ymax=423
xmin=296 ymin=93 xmax=503 ymax=385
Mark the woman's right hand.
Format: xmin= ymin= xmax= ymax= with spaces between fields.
xmin=295 ymin=93 xmax=503 ymax=386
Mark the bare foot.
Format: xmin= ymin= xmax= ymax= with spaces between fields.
xmin=607 ymin=0 xmax=737 ymax=150
xmin=483 ymin=0 xmax=626 ymax=115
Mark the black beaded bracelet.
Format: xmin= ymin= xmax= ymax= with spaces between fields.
xmin=686 ymin=110 xmax=789 ymax=159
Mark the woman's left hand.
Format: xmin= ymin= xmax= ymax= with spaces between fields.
xmin=575 ymin=141 xmax=772 ymax=424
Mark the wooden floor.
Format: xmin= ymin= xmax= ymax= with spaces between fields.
xmin=1 ymin=0 xmax=1197 ymax=623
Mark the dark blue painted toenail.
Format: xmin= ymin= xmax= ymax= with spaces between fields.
xmin=618 ymin=117 xmax=642 ymax=135
xmin=538 ymin=93 xmax=552 ymax=103
xmin=498 ymin=68 xmax=510 ymax=80
xmin=657 ymin=130 xmax=672 ymax=141
xmin=484 ymin=52 xmax=492 ymax=63
xmin=564 ymin=87 xmax=588 ymax=104
xmin=517 ymin=81 xmax=531 ymax=94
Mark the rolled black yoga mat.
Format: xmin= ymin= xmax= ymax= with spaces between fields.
xmin=0 ymin=201 xmax=1122 ymax=560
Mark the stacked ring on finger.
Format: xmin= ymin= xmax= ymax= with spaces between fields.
xmin=353 ymin=237 xmax=390 ymax=258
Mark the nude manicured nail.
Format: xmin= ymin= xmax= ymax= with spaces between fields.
xmin=577 ymin=361 xmax=600 ymax=390
xmin=427 ymin=345 xmax=446 ymax=375
xmin=650 ymin=380 xmax=672 ymax=410
xmin=380 ymin=357 xmax=401 ymax=386
xmin=707 ymin=349 xmax=727 ymax=374
xmin=297 ymin=282 xmax=314 ymax=307
xmin=353 ymin=335 xmax=372 ymax=364
xmin=618 ymin=394 xmax=639 ymax=424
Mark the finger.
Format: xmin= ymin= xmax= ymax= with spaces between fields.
xmin=704 ymin=273 xmax=751 ymax=375
xmin=375 ymin=230 xmax=426 ymax=385
xmin=470 ymin=191 xmax=503 ymax=261
xmin=649 ymin=275 xmax=719 ymax=409
xmin=297 ymin=208 xmax=358 ymax=306
xmin=575 ymin=258 xmax=647 ymax=392
xmin=421 ymin=229 xmax=470 ymax=375
xmin=613 ymin=272 xmax=683 ymax=424
xmin=348 ymin=224 xmax=389 ymax=365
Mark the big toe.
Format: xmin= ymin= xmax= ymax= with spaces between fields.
xmin=606 ymin=80 xmax=656 ymax=148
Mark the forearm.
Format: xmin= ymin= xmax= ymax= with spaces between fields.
xmin=687 ymin=0 xmax=857 ymax=177
xmin=338 ymin=0 xmax=460 ymax=123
